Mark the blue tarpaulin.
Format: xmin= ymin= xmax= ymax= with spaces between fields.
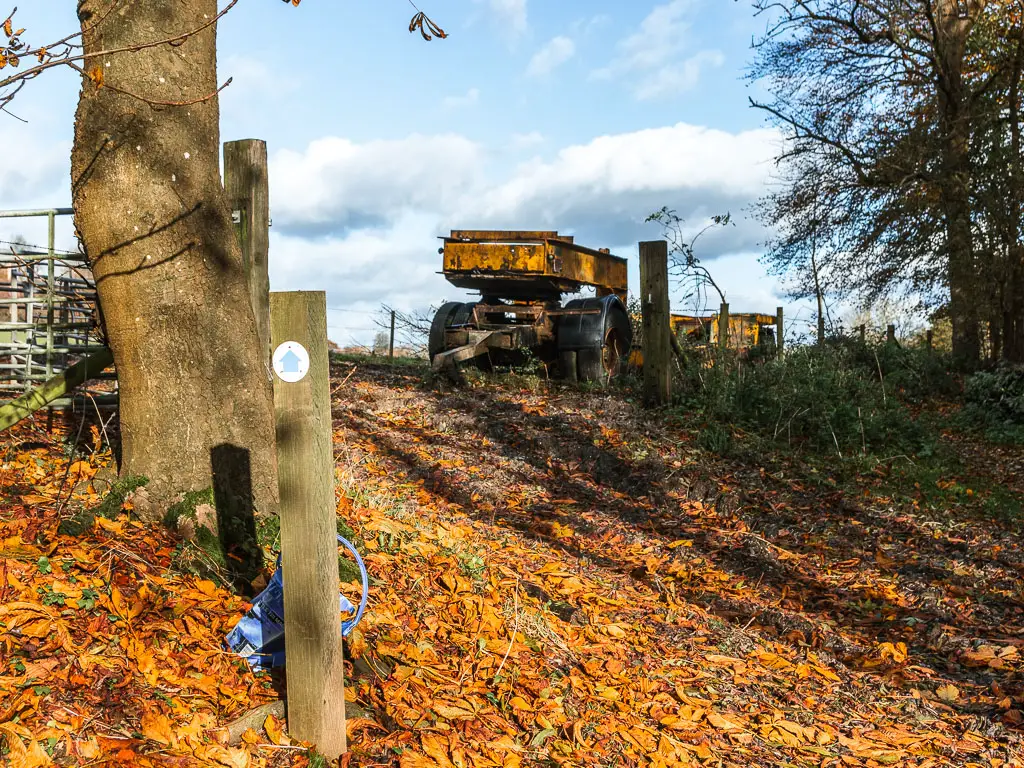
xmin=224 ymin=534 xmax=368 ymax=670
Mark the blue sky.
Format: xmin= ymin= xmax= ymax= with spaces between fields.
xmin=0 ymin=0 xmax=825 ymax=347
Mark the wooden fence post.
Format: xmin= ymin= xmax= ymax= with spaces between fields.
xmin=858 ymin=324 xmax=866 ymax=343
xmin=718 ymin=302 xmax=730 ymax=354
xmin=776 ymin=306 xmax=785 ymax=357
xmin=926 ymin=329 xmax=933 ymax=352
xmin=640 ymin=241 xmax=671 ymax=407
xmin=887 ymin=324 xmax=896 ymax=345
xmin=225 ymin=139 xmax=272 ymax=362
xmin=389 ymin=309 xmax=396 ymax=359
xmin=270 ymin=291 xmax=347 ymax=759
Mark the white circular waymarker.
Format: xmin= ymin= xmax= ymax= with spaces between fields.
xmin=272 ymin=341 xmax=310 ymax=383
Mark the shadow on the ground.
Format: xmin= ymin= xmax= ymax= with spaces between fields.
xmin=331 ymin=361 xmax=1024 ymax=702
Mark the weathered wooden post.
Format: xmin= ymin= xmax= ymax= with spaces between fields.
xmin=270 ymin=291 xmax=347 ymax=759
xmin=389 ymin=309 xmax=396 ymax=359
xmin=718 ymin=301 xmax=730 ymax=354
xmin=776 ymin=306 xmax=785 ymax=357
xmin=887 ymin=324 xmax=896 ymax=345
xmin=224 ymin=139 xmax=272 ymax=361
xmin=858 ymin=324 xmax=866 ymax=343
xmin=640 ymin=240 xmax=671 ymax=407
xmin=926 ymin=328 xmax=933 ymax=352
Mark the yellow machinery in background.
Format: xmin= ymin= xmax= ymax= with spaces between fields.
xmin=629 ymin=310 xmax=781 ymax=367
xmin=671 ymin=312 xmax=779 ymax=349
xmin=430 ymin=230 xmax=632 ymax=382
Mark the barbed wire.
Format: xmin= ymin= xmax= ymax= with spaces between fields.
xmin=0 ymin=238 xmax=82 ymax=257
xmin=325 ymin=306 xmax=378 ymax=315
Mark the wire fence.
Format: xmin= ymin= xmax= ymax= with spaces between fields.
xmin=326 ymin=305 xmax=431 ymax=358
xmin=0 ymin=206 xmax=433 ymax=416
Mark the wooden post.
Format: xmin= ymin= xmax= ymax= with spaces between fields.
xmin=887 ymin=324 xmax=896 ymax=345
xmin=858 ymin=324 xmax=866 ymax=343
xmin=389 ymin=309 xmax=396 ymax=359
xmin=926 ymin=328 xmax=934 ymax=351
xmin=224 ymin=139 xmax=272 ymax=363
xmin=270 ymin=291 xmax=347 ymax=759
xmin=639 ymin=241 xmax=671 ymax=407
xmin=776 ymin=306 xmax=785 ymax=357
xmin=718 ymin=302 xmax=730 ymax=354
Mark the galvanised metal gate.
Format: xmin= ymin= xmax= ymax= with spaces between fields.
xmin=0 ymin=207 xmax=112 ymax=407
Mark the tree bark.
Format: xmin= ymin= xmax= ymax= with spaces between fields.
xmin=1004 ymin=17 xmax=1024 ymax=363
xmin=934 ymin=0 xmax=984 ymax=365
xmin=70 ymin=0 xmax=279 ymax=516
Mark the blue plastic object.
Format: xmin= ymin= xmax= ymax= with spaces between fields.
xmin=224 ymin=534 xmax=368 ymax=671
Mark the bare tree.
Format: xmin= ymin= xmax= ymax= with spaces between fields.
xmin=376 ymin=304 xmax=435 ymax=357
xmin=646 ymin=206 xmax=731 ymax=312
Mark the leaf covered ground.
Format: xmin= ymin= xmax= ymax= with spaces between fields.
xmin=1 ymin=358 xmax=1023 ymax=767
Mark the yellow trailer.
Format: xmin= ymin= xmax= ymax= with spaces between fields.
xmin=670 ymin=312 xmax=779 ymax=349
xmin=628 ymin=311 xmax=780 ymax=367
xmin=430 ymin=230 xmax=632 ymax=382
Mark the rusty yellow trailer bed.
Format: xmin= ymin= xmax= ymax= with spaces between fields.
xmin=628 ymin=311 xmax=780 ymax=368
xmin=671 ymin=312 xmax=778 ymax=348
xmin=440 ymin=230 xmax=628 ymax=301
xmin=431 ymin=230 xmax=633 ymax=383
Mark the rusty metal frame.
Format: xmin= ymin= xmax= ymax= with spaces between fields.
xmin=439 ymin=230 xmax=628 ymax=301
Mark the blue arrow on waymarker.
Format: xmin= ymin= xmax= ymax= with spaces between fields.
xmin=279 ymin=349 xmax=302 ymax=374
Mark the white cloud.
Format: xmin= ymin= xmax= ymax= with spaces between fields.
xmin=510 ymin=131 xmax=545 ymax=149
xmin=464 ymin=124 xmax=779 ymax=234
xmin=592 ymin=0 xmax=723 ymax=100
xmin=633 ymin=50 xmax=725 ymax=100
xmin=442 ymin=87 xmax=480 ymax=109
xmin=471 ymin=0 xmax=527 ymax=41
xmin=267 ymin=123 xmax=783 ymax=340
xmin=451 ymin=124 xmax=780 ymax=260
xmin=569 ymin=15 xmax=610 ymax=38
xmin=220 ymin=54 xmax=300 ymax=100
xmin=489 ymin=0 xmax=527 ymax=37
xmin=270 ymin=211 xmax=458 ymax=315
xmin=0 ymin=130 xmax=69 ymax=209
xmin=269 ymin=133 xmax=484 ymax=234
xmin=526 ymin=36 xmax=575 ymax=77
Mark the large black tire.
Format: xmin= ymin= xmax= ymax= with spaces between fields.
xmin=577 ymin=347 xmax=604 ymax=383
xmin=452 ymin=302 xmax=477 ymax=328
xmin=428 ymin=301 xmax=464 ymax=362
xmin=558 ymin=349 xmax=578 ymax=383
xmin=577 ymin=307 xmax=631 ymax=384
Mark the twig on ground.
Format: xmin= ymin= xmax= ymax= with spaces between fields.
xmin=494 ymin=578 xmax=520 ymax=681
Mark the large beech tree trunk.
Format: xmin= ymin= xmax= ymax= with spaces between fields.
xmin=71 ymin=0 xmax=279 ymax=517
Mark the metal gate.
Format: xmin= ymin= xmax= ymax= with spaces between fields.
xmin=0 ymin=207 xmax=112 ymax=407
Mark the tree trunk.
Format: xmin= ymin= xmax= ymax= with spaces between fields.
xmin=70 ymin=0 xmax=279 ymax=517
xmin=934 ymin=0 xmax=983 ymax=366
xmin=1004 ymin=20 xmax=1024 ymax=363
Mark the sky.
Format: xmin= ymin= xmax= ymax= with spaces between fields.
xmin=0 ymin=0 xmax=816 ymax=347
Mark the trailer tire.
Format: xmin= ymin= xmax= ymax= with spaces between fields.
xmin=428 ymin=301 xmax=464 ymax=362
xmin=577 ymin=307 xmax=630 ymax=384
xmin=452 ymin=302 xmax=477 ymax=327
xmin=559 ymin=350 xmax=578 ymax=383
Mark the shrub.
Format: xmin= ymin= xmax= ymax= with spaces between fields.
xmin=675 ymin=344 xmax=928 ymax=457
xmin=843 ymin=339 xmax=960 ymax=402
xmin=961 ymin=365 xmax=1024 ymax=442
